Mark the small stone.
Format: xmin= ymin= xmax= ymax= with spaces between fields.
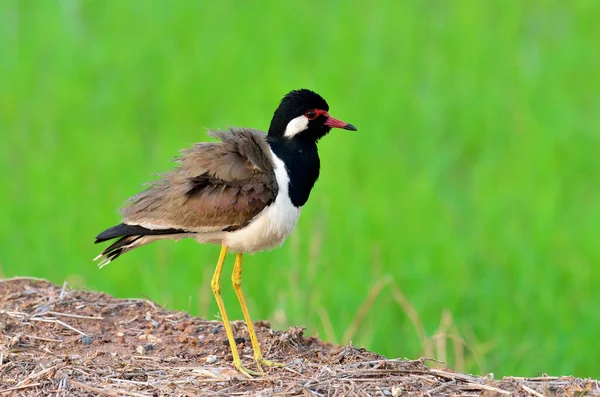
xmin=223 ymin=336 xmax=246 ymax=346
xmin=10 ymin=335 xmax=21 ymax=347
xmin=143 ymin=344 xmax=154 ymax=351
xmin=382 ymin=390 xmax=392 ymax=396
xmin=152 ymin=320 xmax=160 ymax=328
xmin=391 ymin=387 xmax=402 ymax=397
xmin=136 ymin=345 xmax=145 ymax=355
xmin=174 ymin=322 xmax=186 ymax=331
xmin=147 ymin=334 xmax=161 ymax=343
xmin=145 ymin=311 xmax=152 ymax=321
xmin=183 ymin=325 xmax=196 ymax=334
xmin=81 ymin=335 xmax=93 ymax=345
xmin=206 ymin=355 xmax=217 ymax=364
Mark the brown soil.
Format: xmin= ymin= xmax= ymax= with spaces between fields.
xmin=0 ymin=278 xmax=598 ymax=396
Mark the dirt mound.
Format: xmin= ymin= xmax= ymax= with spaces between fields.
xmin=1 ymin=278 xmax=598 ymax=396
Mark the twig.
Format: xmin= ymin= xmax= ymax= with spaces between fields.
xmin=31 ymin=317 xmax=88 ymax=336
xmin=430 ymin=369 xmax=475 ymax=382
xmin=505 ymin=376 xmax=562 ymax=381
xmin=20 ymin=363 xmax=66 ymax=383
xmin=105 ymin=378 xmax=150 ymax=386
xmin=24 ymin=335 xmax=63 ymax=343
xmin=45 ymin=311 xmax=104 ymax=320
xmin=282 ymin=365 xmax=302 ymax=376
xmin=0 ymin=383 xmax=42 ymax=394
xmin=131 ymin=355 xmax=161 ymax=361
xmin=69 ymin=380 xmax=124 ymax=397
xmin=427 ymin=379 xmax=456 ymax=396
xmin=347 ymin=357 xmax=442 ymax=368
xmin=59 ymin=281 xmax=68 ymax=300
xmin=56 ymin=319 xmax=88 ymax=336
xmin=119 ymin=315 xmax=139 ymax=325
xmin=430 ymin=369 xmax=512 ymax=395
xmin=460 ymin=383 xmax=512 ymax=395
xmin=521 ymin=384 xmax=546 ymax=397
xmin=0 ymin=276 xmax=48 ymax=284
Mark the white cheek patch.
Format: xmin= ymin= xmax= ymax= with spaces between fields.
xmin=284 ymin=115 xmax=309 ymax=138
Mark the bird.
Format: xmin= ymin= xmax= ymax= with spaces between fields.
xmin=94 ymin=89 xmax=357 ymax=376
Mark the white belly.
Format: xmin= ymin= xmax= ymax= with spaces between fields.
xmin=223 ymin=199 xmax=301 ymax=253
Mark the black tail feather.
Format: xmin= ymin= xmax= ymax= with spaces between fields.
xmin=95 ymin=223 xmax=186 ymax=243
xmin=97 ymin=235 xmax=143 ymax=265
xmin=94 ymin=223 xmax=190 ymax=267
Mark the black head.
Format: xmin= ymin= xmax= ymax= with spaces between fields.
xmin=267 ymin=89 xmax=357 ymax=142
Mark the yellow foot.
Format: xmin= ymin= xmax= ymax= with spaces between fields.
xmin=256 ymin=357 xmax=285 ymax=369
xmin=234 ymin=361 xmax=262 ymax=378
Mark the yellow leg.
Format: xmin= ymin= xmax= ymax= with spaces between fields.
xmin=211 ymin=245 xmax=259 ymax=377
xmin=232 ymin=253 xmax=284 ymax=370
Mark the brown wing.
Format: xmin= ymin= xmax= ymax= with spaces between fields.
xmin=120 ymin=128 xmax=278 ymax=231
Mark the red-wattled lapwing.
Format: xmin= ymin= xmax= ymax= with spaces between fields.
xmin=94 ymin=89 xmax=357 ymax=376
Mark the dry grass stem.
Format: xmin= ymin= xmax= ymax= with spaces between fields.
xmin=342 ymin=275 xmax=392 ymax=344
xmin=521 ymin=383 xmax=547 ymax=397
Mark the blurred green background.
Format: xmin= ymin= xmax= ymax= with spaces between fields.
xmin=1 ymin=0 xmax=599 ymax=378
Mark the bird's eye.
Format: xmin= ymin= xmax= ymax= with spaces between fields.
xmin=305 ymin=110 xmax=317 ymax=120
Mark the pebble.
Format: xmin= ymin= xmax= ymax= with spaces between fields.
xmin=206 ymin=355 xmax=217 ymax=364
xmin=81 ymin=335 xmax=93 ymax=345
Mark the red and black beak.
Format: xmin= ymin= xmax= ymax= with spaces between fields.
xmin=324 ymin=116 xmax=357 ymax=131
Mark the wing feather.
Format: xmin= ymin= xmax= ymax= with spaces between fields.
xmin=120 ymin=128 xmax=278 ymax=231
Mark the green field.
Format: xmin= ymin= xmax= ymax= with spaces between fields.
xmin=1 ymin=1 xmax=599 ymax=378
